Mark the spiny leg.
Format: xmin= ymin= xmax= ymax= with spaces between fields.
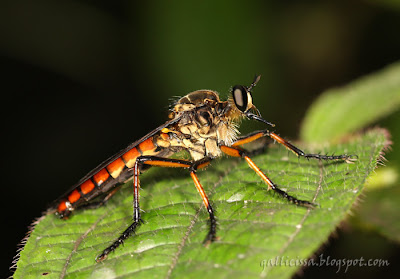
xmin=268 ymin=132 xmax=357 ymax=162
xmin=220 ymin=145 xmax=316 ymax=208
xmin=233 ymin=130 xmax=357 ymax=163
xmin=228 ymin=129 xmax=357 ymax=206
xmin=96 ymin=156 xmax=215 ymax=262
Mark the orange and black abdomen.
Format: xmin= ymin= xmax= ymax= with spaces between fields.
xmin=56 ymin=137 xmax=160 ymax=218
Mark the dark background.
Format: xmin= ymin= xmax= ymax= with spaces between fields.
xmin=1 ymin=0 xmax=400 ymax=278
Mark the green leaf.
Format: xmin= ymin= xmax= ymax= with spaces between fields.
xmin=14 ymin=129 xmax=387 ymax=279
xmin=351 ymin=182 xmax=400 ymax=243
xmin=300 ymin=62 xmax=400 ymax=143
xmin=349 ymin=164 xmax=400 ymax=243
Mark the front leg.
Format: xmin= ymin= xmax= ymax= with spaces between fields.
xmin=220 ymin=145 xmax=316 ymax=208
xmin=232 ymin=130 xmax=357 ymax=163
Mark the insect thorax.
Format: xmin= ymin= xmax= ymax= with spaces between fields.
xmin=159 ymin=90 xmax=239 ymax=161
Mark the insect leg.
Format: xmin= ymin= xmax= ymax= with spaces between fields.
xmin=140 ymin=156 xmax=217 ymax=244
xmin=96 ymin=156 xmax=214 ymax=262
xmin=233 ymin=130 xmax=357 ymax=163
xmin=231 ymin=130 xmax=267 ymax=147
xmin=79 ymin=186 xmax=123 ymax=210
xmin=267 ymin=132 xmax=357 ymax=162
xmin=220 ymin=145 xmax=316 ymax=208
xmin=190 ymin=158 xmax=217 ymax=245
xmin=96 ymin=159 xmax=144 ymax=262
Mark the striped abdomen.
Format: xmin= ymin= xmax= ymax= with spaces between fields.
xmin=56 ymin=137 xmax=161 ymax=218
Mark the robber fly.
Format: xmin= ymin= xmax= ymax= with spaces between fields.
xmin=51 ymin=75 xmax=356 ymax=261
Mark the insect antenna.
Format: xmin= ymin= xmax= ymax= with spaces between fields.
xmin=247 ymin=75 xmax=261 ymax=92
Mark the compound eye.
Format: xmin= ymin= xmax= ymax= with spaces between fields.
xmin=232 ymin=85 xmax=249 ymax=112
